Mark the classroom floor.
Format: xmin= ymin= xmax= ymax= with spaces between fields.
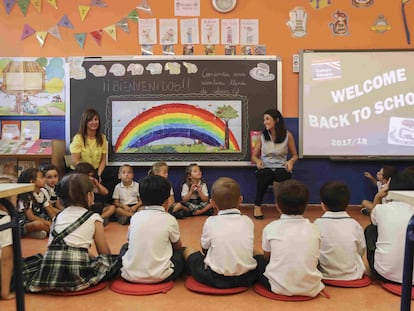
xmin=1 ymin=205 xmax=408 ymax=311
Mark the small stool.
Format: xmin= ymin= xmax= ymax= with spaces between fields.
xmin=185 ymin=276 xmax=249 ymax=295
xmin=323 ymin=275 xmax=372 ymax=288
xmin=110 ymin=278 xmax=174 ymax=295
xmin=45 ymin=281 xmax=109 ymax=296
xmin=253 ymin=283 xmax=325 ymax=301
xmin=381 ymin=282 xmax=414 ymax=299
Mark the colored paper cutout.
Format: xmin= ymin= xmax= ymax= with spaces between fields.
xmin=21 ymin=24 xmax=36 ymax=40
xmin=74 ymin=33 xmax=87 ymax=49
xmin=136 ymin=0 xmax=151 ymax=13
xmin=58 ymin=15 xmax=74 ymax=29
xmin=30 ymin=0 xmax=41 ymax=13
xmin=48 ymin=25 xmax=61 ymax=40
xmin=127 ymin=9 xmax=139 ymax=22
xmin=90 ymin=0 xmax=107 ymax=7
xmin=116 ymin=18 xmax=129 ymax=33
xmin=90 ymin=30 xmax=103 ymax=45
xmin=17 ymin=0 xmax=29 ymax=16
xmin=103 ymin=25 xmax=116 ymax=40
xmin=78 ymin=5 xmax=90 ymax=22
xmin=3 ymin=0 xmax=16 ymax=15
xmin=36 ymin=31 xmax=48 ymax=47
xmin=46 ymin=0 xmax=57 ymax=9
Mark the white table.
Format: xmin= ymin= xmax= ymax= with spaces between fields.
xmin=388 ymin=191 xmax=414 ymax=205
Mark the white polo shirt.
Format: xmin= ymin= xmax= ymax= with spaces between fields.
xmin=262 ymin=214 xmax=324 ymax=297
xmin=314 ymin=211 xmax=366 ymax=280
xmin=0 ymin=210 xmax=12 ymax=257
xmin=372 ymin=201 xmax=414 ymax=283
xmin=112 ymin=181 xmax=140 ymax=205
xmin=201 ymin=208 xmax=257 ymax=276
xmin=121 ymin=205 xmax=180 ymax=283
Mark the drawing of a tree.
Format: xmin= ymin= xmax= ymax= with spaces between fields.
xmin=215 ymin=104 xmax=238 ymax=150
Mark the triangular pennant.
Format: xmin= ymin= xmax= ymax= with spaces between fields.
xmin=30 ymin=0 xmax=41 ymax=13
xmin=74 ymin=33 xmax=87 ymax=49
xmin=116 ymin=18 xmax=129 ymax=33
xmin=103 ymin=24 xmax=116 ymax=40
xmin=48 ymin=24 xmax=61 ymax=40
xmin=36 ymin=31 xmax=48 ymax=47
xmin=90 ymin=0 xmax=107 ymax=7
xmin=78 ymin=5 xmax=90 ymax=22
xmin=21 ymin=23 xmax=36 ymax=40
xmin=46 ymin=0 xmax=57 ymax=9
xmin=17 ymin=0 xmax=29 ymax=16
xmin=90 ymin=29 xmax=103 ymax=46
xmin=3 ymin=0 xmax=16 ymax=15
xmin=58 ymin=15 xmax=74 ymax=29
xmin=136 ymin=0 xmax=151 ymax=13
xmin=127 ymin=9 xmax=139 ymax=23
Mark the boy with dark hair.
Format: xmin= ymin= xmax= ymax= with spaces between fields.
xmin=365 ymin=166 xmax=414 ymax=284
xmin=121 ymin=175 xmax=186 ymax=283
xmin=184 ymin=177 xmax=257 ymax=288
xmin=314 ymin=181 xmax=366 ymax=280
xmin=255 ymin=179 xmax=324 ymax=297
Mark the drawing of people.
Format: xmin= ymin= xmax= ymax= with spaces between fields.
xmin=227 ymin=26 xmax=233 ymax=44
xmin=206 ymin=24 xmax=213 ymax=43
xmin=246 ymin=26 xmax=253 ymax=44
xmin=187 ymin=27 xmax=193 ymax=43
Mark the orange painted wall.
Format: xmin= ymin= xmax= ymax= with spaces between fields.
xmin=0 ymin=0 xmax=412 ymax=117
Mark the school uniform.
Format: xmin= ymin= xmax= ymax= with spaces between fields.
xmin=181 ymin=182 xmax=209 ymax=212
xmin=0 ymin=210 xmax=12 ymax=256
xmin=314 ymin=211 xmax=366 ymax=280
xmin=121 ymin=205 xmax=184 ymax=283
xmin=112 ymin=181 xmax=140 ymax=224
xmin=44 ymin=184 xmax=58 ymax=206
xmin=258 ymin=214 xmax=324 ymax=297
xmin=17 ymin=189 xmax=51 ymax=235
xmin=25 ymin=206 xmax=113 ymax=292
xmin=186 ymin=208 xmax=257 ymax=288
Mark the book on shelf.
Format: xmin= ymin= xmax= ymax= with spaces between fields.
xmin=0 ymin=158 xmax=18 ymax=182
xmin=17 ymin=160 xmax=37 ymax=176
xmin=1 ymin=120 xmax=21 ymax=140
xmin=0 ymin=139 xmax=22 ymax=154
xmin=20 ymin=120 xmax=40 ymax=141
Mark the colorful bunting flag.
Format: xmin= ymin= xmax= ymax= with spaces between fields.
xmin=21 ymin=23 xmax=36 ymax=40
xmin=74 ymin=33 xmax=87 ymax=49
xmin=127 ymin=9 xmax=139 ymax=22
xmin=3 ymin=0 xmax=16 ymax=15
xmin=58 ymin=15 xmax=74 ymax=29
xmin=17 ymin=0 xmax=29 ymax=16
xmin=46 ymin=0 xmax=57 ymax=9
xmin=78 ymin=5 xmax=90 ymax=22
xmin=36 ymin=31 xmax=48 ymax=47
xmin=116 ymin=18 xmax=129 ymax=33
xmin=48 ymin=24 xmax=61 ymax=40
xmin=90 ymin=0 xmax=107 ymax=7
xmin=30 ymin=0 xmax=41 ymax=13
xmin=103 ymin=24 xmax=116 ymax=40
xmin=136 ymin=0 xmax=151 ymax=13
xmin=90 ymin=29 xmax=103 ymax=45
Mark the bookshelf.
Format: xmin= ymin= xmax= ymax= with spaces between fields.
xmin=0 ymin=139 xmax=65 ymax=177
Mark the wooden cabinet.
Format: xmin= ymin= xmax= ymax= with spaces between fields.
xmin=0 ymin=139 xmax=66 ymax=177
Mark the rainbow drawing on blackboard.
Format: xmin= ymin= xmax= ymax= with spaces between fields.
xmin=113 ymin=102 xmax=241 ymax=153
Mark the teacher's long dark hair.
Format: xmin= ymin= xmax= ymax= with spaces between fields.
xmin=78 ymin=108 xmax=104 ymax=147
xmin=262 ymin=109 xmax=287 ymax=143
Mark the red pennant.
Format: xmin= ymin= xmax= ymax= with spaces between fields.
xmin=90 ymin=29 xmax=103 ymax=46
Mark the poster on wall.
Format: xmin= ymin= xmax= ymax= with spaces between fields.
xmin=0 ymin=57 xmax=66 ymax=116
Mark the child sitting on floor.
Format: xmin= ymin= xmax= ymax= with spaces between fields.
xmin=314 ymin=181 xmax=366 ymax=280
xmin=185 ymin=177 xmax=257 ymax=288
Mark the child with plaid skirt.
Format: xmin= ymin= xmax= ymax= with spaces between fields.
xmin=23 ymin=173 xmax=113 ymax=292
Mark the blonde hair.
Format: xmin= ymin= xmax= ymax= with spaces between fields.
xmin=119 ymin=164 xmax=133 ymax=175
xmin=148 ymin=161 xmax=168 ymax=176
xmin=211 ymin=177 xmax=240 ymax=210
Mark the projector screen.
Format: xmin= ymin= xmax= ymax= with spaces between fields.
xmin=299 ymin=49 xmax=414 ymax=159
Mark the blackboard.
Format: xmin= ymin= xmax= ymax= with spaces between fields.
xmin=69 ymin=56 xmax=281 ymax=164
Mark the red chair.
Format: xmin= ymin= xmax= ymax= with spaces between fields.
xmin=322 ymin=275 xmax=372 ymax=288
xmin=185 ymin=276 xmax=249 ymax=295
xmin=45 ymin=281 xmax=109 ymax=296
xmin=110 ymin=278 xmax=174 ymax=295
xmin=253 ymin=283 xmax=329 ymax=301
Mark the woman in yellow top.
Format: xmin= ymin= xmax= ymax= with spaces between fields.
xmin=70 ymin=109 xmax=107 ymax=179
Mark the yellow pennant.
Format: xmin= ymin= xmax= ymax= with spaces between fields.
xmin=78 ymin=5 xmax=90 ymax=22
xmin=30 ymin=0 xmax=42 ymax=13
xmin=103 ymin=24 xmax=117 ymax=40
xmin=46 ymin=0 xmax=57 ymax=9
xmin=36 ymin=31 xmax=48 ymax=47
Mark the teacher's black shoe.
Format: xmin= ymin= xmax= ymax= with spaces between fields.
xmin=254 ymin=215 xmax=264 ymax=220
xmin=254 ymin=206 xmax=264 ymax=220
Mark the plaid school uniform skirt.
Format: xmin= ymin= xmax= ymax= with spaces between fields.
xmin=24 ymin=244 xmax=113 ymax=292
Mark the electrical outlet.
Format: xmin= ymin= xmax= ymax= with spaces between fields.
xmin=292 ymin=54 xmax=300 ymax=73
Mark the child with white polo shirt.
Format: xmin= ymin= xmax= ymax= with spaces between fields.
xmin=112 ymin=164 xmax=141 ymax=225
xmin=314 ymin=181 xmax=366 ymax=280
xmin=255 ymin=179 xmax=324 ymax=297
xmin=184 ymin=177 xmax=257 ymax=288
xmin=120 ymin=175 xmax=186 ymax=283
